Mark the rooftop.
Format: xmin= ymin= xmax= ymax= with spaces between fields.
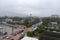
xmin=21 ymin=36 xmax=38 ymax=40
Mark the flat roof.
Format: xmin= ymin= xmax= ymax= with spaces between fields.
xmin=21 ymin=36 xmax=38 ymax=40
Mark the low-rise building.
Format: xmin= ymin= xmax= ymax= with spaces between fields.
xmin=48 ymin=22 xmax=59 ymax=29
xmin=5 ymin=18 xmax=13 ymax=22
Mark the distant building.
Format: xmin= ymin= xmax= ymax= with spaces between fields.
xmin=0 ymin=18 xmax=5 ymax=24
xmin=19 ymin=19 xmax=25 ymax=24
xmin=51 ymin=15 xmax=59 ymax=18
xmin=12 ymin=18 xmax=23 ymax=24
xmin=5 ymin=18 xmax=13 ymax=22
xmin=12 ymin=18 xmax=22 ymax=21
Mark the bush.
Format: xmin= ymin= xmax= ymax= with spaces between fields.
xmin=27 ymin=31 xmax=34 ymax=37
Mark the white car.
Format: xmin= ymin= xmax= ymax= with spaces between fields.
xmin=6 ymin=35 xmax=12 ymax=39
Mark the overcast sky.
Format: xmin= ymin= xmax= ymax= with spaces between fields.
xmin=0 ymin=0 xmax=60 ymax=17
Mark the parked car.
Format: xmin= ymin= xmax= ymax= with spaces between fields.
xmin=6 ymin=35 xmax=12 ymax=39
xmin=18 ymin=33 xmax=25 ymax=40
xmin=3 ymin=32 xmax=7 ymax=35
xmin=12 ymin=33 xmax=17 ymax=36
xmin=17 ymin=30 xmax=24 ymax=34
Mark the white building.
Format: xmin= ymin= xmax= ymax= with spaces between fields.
xmin=5 ymin=18 xmax=13 ymax=22
xmin=48 ymin=22 xmax=58 ymax=29
xmin=21 ymin=36 xmax=38 ymax=40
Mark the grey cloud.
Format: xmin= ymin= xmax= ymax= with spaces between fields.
xmin=0 ymin=0 xmax=60 ymax=17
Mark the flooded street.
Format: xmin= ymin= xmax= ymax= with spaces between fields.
xmin=0 ymin=24 xmax=12 ymax=33
xmin=0 ymin=24 xmax=12 ymax=40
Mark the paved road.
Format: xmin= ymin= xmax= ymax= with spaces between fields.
xmin=31 ymin=22 xmax=42 ymax=31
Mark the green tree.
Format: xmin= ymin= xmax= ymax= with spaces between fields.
xmin=24 ymin=19 xmax=29 ymax=26
xmin=27 ymin=24 xmax=45 ymax=37
xmin=24 ymin=19 xmax=32 ymax=27
xmin=42 ymin=18 xmax=50 ymax=26
xmin=34 ymin=25 xmax=45 ymax=36
xmin=27 ymin=31 xmax=34 ymax=37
